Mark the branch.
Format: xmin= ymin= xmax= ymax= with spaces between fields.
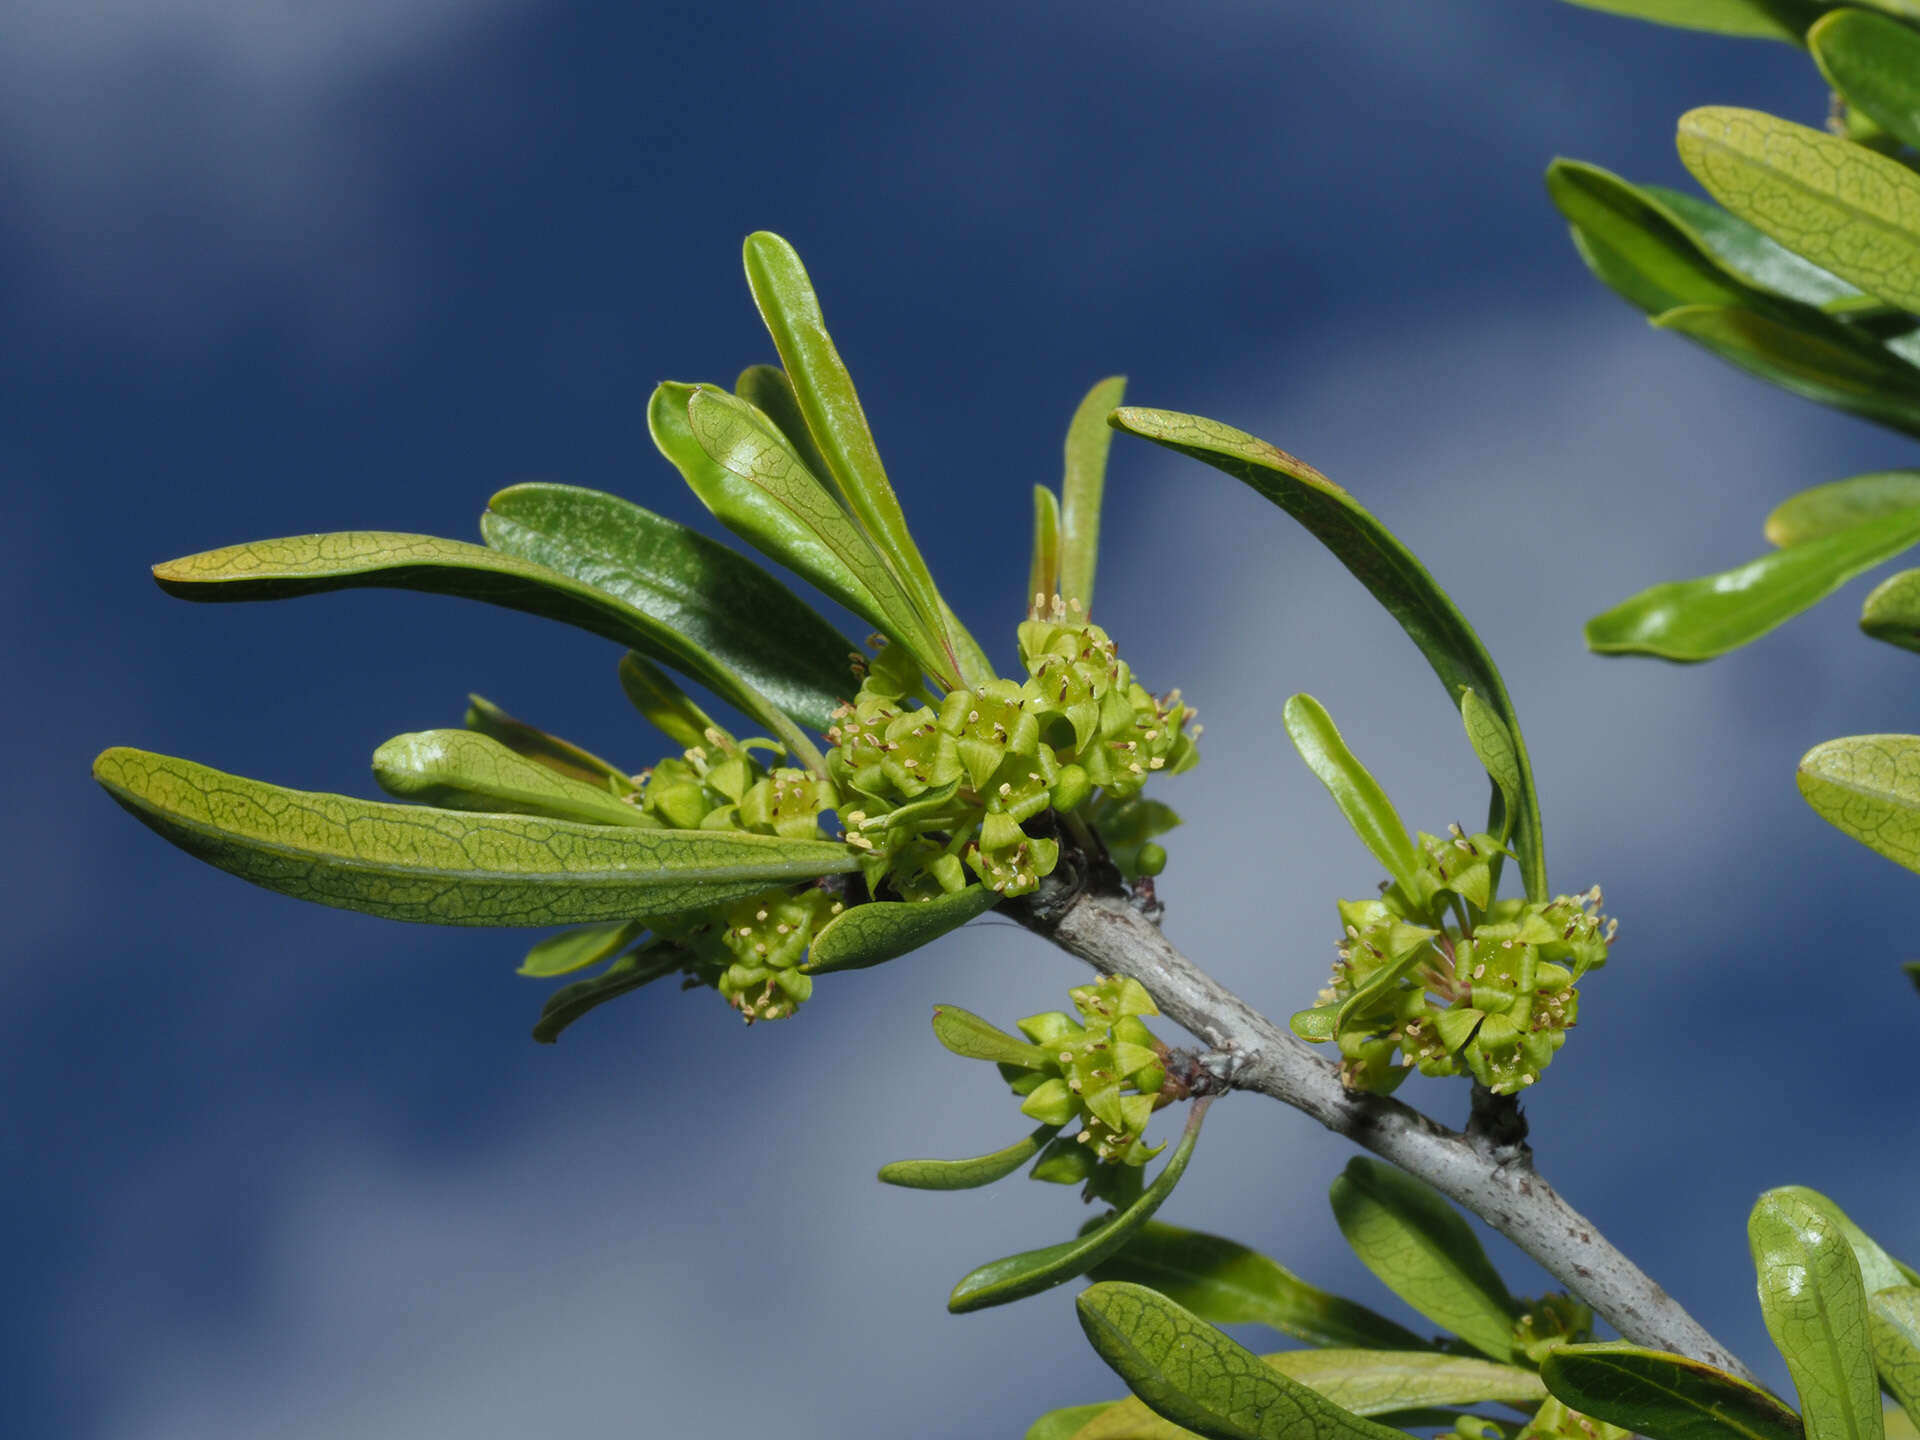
xmin=1005 ymin=870 xmax=1759 ymax=1386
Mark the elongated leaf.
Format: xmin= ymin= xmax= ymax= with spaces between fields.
xmin=931 ymin=1003 xmax=1052 ymax=1067
xmin=372 ymin=729 xmax=652 ymax=829
xmin=1032 ymin=485 xmax=1063 ymax=607
xmin=94 ymin=747 xmax=855 ymax=926
xmin=878 ymin=1123 xmax=1059 ymax=1190
xmin=1861 ymin=570 xmax=1920 ymax=653
xmin=654 ymin=380 xmax=945 ymax=682
xmin=481 ymin=481 xmax=846 ymax=758
xmin=734 ymin=363 xmax=835 ymax=491
xmin=1797 ymin=734 xmax=1920 ymax=872
xmin=532 ymin=940 xmax=688 ymax=1043
xmin=1749 ymin=1189 xmax=1884 ymax=1440
xmin=1330 ymin=1157 xmax=1516 ymax=1362
xmin=1029 ymin=1403 xmax=1116 ymax=1440
xmin=1459 ymin=689 xmax=1522 ymax=847
xmin=1586 ymin=507 xmax=1920 ymax=660
xmin=948 ymin=1103 xmax=1209 ymax=1313
xmin=1889 ymin=1407 xmax=1920 ymax=1440
xmin=1112 ymin=408 xmax=1546 ymax=901
xmin=1541 ymin=1344 xmax=1805 ymax=1440
xmin=1653 ymin=306 xmax=1920 ymax=438
xmin=1076 ymin=1282 xmax=1409 ymax=1440
xmin=1767 ymin=475 xmax=1920 ymax=546
xmin=742 ymin=231 xmax=985 ymax=687
xmin=1678 ymin=107 xmax=1920 ymax=316
xmin=1641 ymin=185 xmax=1865 ymax=308
xmin=616 ymin=652 xmax=729 ymax=752
xmin=1548 ymin=160 xmax=1767 ymax=314
xmin=1060 ymin=375 xmax=1128 ymax=611
xmin=802 ymin=885 xmax=997 ymax=974
xmin=1768 ymin=1188 xmax=1913 ymax=1296
xmin=1073 ymin=1350 xmax=1545 ymax=1440
xmin=464 ymin=694 xmax=636 ymax=793
xmin=1812 ymin=11 xmax=1920 ymax=153
xmin=517 ymin=919 xmax=646 ymax=978
xmin=1089 ymin=1222 xmax=1432 ymax=1351
xmin=1869 ymin=1290 xmax=1920 ymax=1424
xmin=1283 ymin=694 xmax=1421 ymax=896
xmin=1556 ymin=0 xmax=1828 ymax=40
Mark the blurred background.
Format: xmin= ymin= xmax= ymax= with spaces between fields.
xmin=5 ymin=1 xmax=1915 ymax=1435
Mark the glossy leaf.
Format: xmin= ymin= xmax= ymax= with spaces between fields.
xmin=1766 ymin=475 xmax=1920 ymax=546
xmin=1283 ymin=694 xmax=1421 ymax=897
xmin=1586 ymin=507 xmax=1920 ymax=660
xmin=802 ymin=885 xmax=997 ymax=974
xmin=1541 ymin=1343 xmax=1806 ymax=1440
xmin=1861 ymin=570 xmax=1920 ymax=653
xmin=1768 ymin=1188 xmax=1914 ymax=1297
xmin=1678 ymin=107 xmax=1920 ymax=316
xmin=1072 ymin=1350 xmax=1545 ymax=1440
xmin=1555 ymin=0 xmax=1827 ymax=40
xmin=1641 ymin=184 xmax=1865 ymax=308
xmin=1330 ymin=1157 xmax=1516 ymax=1362
xmin=1032 ymin=485 xmax=1063 ymax=606
xmin=517 ymin=919 xmax=645 ymax=979
xmin=1089 ymin=1221 xmax=1432 ymax=1351
xmin=654 ymin=380 xmax=944 ymax=683
xmin=1111 ymin=407 xmax=1546 ymax=901
xmin=1547 ymin=159 xmax=1764 ymax=314
xmin=742 ymin=231 xmax=986 ymax=687
xmin=1869 ymin=1289 xmax=1920 ymax=1424
xmin=1749 ymin=1188 xmax=1883 ymax=1440
xmin=1652 ymin=306 xmax=1920 ymax=439
xmin=94 ymin=747 xmax=856 ymax=926
xmin=947 ymin=1102 xmax=1209 ymax=1313
xmin=930 ymin=1004 xmax=1052 ymax=1067
xmin=1075 ymin=1282 xmax=1409 ymax=1440
xmin=734 ymin=363 xmax=835 ymax=490
xmin=482 ymin=480 xmax=847 ymax=758
xmin=371 ymin=729 xmax=652 ymax=829
xmin=615 ymin=652 xmax=729 ymax=752
xmin=1060 ymin=375 xmax=1128 ymax=612
xmin=1797 ymin=734 xmax=1920 ymax=873
xmin=464 ymin=694 xmax=636 ymax=793
xmin=531 ymin=940 xmax=688 ymax=1043
xmin=1028 ymin=1404 xmax=1116 ymax=1440
xmin=1460 ymin=689 xmax=1522 ymax=847
xmin=878 ymin=1123 xmax=1059 ymax=1190
xmin=1811 ymin=10 xmax=1920 ymax=153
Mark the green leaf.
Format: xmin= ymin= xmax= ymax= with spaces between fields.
xmin=1812 ymin=10 xmax=1920 ymax=152
xmin=1678 ymin=107 xmax=1920 ymax=316
xmin=1766 ymin=474 xmax=1920 ymax=546
xmin=948 ymin=1103 xmax=1209 ymax=1313
xmin=1869 ymin=1289 xmax=1920 ymax=1425
xmin=1585 ymin=507 xmax=1920 ymax=660
xmin=1282 ymin=694 xmax=1421 ymax=897
xmin=481 ymin=481 xmax=846 ymax=761
xmin=531 ymin=940 xmax=688 ymax=1043
xmin=877 ymin=1123 xmax=1059 ymax=1190
xmin=1541 ymin=1343 xmax=1806 ymax=1440
xmin=1641 ymin=185 xmax=1865 ymax=309
xmin=516 ymin=919 xmax=646 ymax=978
xmin=1651 ymin=305 xmax=1920 ymax=439
xmin=801 ymin=885 xmax=997 ymax=974
xmin=1089 ymin=1221 xmax=1434 ymax=1351
xmin=463 ymin=695 xmax=636 ymax=793
xmin=1555 ymin=0 xmax=1828 ymax=40
xmin=1861 ymin=570 xmax=1920 ymax=653
xmin=930 ymin=1003 xmax=1052 ymax=1068
xmin=371 ymin=729 xmax=653 ymax=829
xmin=615 ymin=653 xmax=729 ymax=752
xmin=1547 ymin=160 xmax=1765 ymax=314
xmin=1075 ymin=1282 xmax=1410 ymax=1440
xmin=1797 ymin=734 xmax=1920 ymax=873
xmin=734 ymin=363 xmax=836 ymax=491
xmin=652 ymin=380 xmax=945 ymax=684
xmin=1111 ymin=407 xmax=1546 ymax=901
xmin=1460 ymin=689 xmax=1522 ymax=847
xmin=1032 ymin=485 xmax=1063 ymax=607
xmin=1027 ymin=1403 xmax=1117 ymax=1440
xmin=1329 ymin=1157 xmax=1516 ymax=1362
xmin=741 ymin=231 xmax=987 ymax=688
xmin=1060 ymin=375 xmax=1128 ymax=612
xmin=1767 ymin=1188 xmax=1914 ymax=1297
xmin=1749 ymin=1188 xmax=1884 ymax=1440
xmin=93 ymin=746 xmax=856 ymax=926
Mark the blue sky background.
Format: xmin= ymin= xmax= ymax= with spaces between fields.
xmin=7 ymin=2 xmax=1919 ymax=1435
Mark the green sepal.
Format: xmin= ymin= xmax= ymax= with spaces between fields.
xmin=878 ymin=1123 xmax=1060 ymax=1190
xmin=531 ymin=939 xmax=688 ymax=1043
xmin=463 ymin=694 xmax=636 ymax=793
xmin=371 ymin=729 xmax=654 ymax=829
xmin=517 ymin=919 xmax=646 ymax=978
